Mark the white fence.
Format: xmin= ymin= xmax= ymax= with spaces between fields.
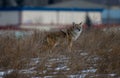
xmin=0 ymin=7 xmax=103 ymax=26
xmin=22 ymin=11 xmax=102 ymax=25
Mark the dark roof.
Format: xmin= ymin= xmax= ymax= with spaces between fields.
xmin=46 ymin=0 xmax=107 ymax=9
xmin=85 ymin=0 xmax=120 ymax=6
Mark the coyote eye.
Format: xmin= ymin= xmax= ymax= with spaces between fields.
xmin=75 ymin=25 xmax=81 ymax=31
xmin=77 ymin=27 xmax=81 ymax=31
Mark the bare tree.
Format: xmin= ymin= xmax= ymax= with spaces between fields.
xmin=85 ymin=12 xmax=92 ymax=30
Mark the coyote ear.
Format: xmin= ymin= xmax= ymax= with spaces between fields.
xmin=79 ymin=22 xmax=82 ymax=25
xmin=73 ymin=22 xmax=75 ymax=25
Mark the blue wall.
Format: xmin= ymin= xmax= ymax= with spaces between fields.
xmin=102 ymin=9 xmax=120 ymax=24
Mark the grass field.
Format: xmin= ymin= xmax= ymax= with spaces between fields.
xmin=0 ymin=27 xmax=120 ymax=78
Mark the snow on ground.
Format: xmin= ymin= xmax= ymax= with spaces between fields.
xmin=0 ymin=55 xmax=117 ymax=78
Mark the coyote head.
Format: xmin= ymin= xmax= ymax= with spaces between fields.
xmin=71 ymin=22 xmax=83 ymax=40
xmin=72 ymin=22 xmax=83 ymax=32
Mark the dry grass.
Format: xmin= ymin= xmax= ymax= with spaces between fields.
xmin=0 ymin=27 xmax=120 ymax=78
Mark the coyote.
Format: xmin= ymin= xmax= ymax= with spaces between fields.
xmin=42 ymin=22 xmax=83 ymax=52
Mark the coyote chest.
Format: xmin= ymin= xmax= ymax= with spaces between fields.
xmin=44 ymin=22 xmax=83 ymax=52
xmin=71 ymin=28 xmax=82 ymax=40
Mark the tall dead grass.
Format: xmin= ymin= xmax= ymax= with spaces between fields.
xmin=0 ymin=28 xmax=120 ymax=78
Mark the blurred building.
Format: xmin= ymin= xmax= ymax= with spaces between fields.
xmin=0 ymin=0 xmax=104 ymax=27
xmin=0 ymin=0 xmax=119 ymax=29
xmin=47 ymin=0 xmax=120 ymax=24
xmin=0 ymin=7 xmax=103 ymax=26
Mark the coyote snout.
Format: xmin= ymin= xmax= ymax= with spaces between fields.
xmin=42 ymin=22 xmax=83 ymax=52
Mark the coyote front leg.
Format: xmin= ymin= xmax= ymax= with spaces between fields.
xmin=68 ymin=38 xmax=72 ymax=52
xmin=47 ymin=37 xmax=57 ymax=53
